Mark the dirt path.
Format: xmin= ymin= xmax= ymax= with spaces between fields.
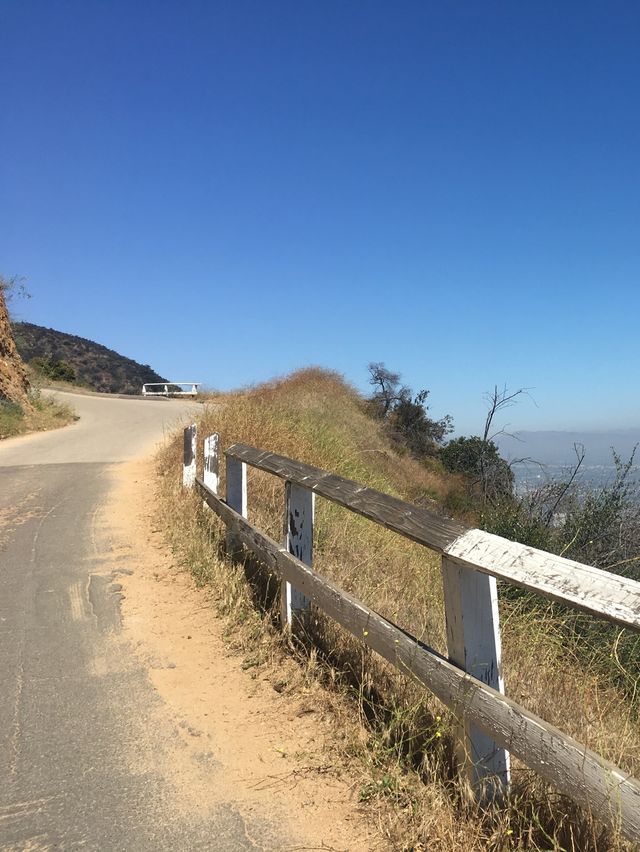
xmin=99 ymin=457 xmax=379 ymax=851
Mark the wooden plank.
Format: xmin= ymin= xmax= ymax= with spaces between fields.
xmin=203 ymin=433 xmax=220 ymax=494
xmin=225 ymin=444 xmax=640 ymax=632
xmin=226 ymin=443 xmax=466 ymax=552
xmin=282 ymin=483 xmax=313 ymax=628
xmin=196 ymin=477 xmax=640 ymax=843
xmin=182 ymin=424 xmax=197 ymax=488
xmin=445 ymin=529 xmax=640 ymax=632
xmin=441 ymin=556 xmax=510 ymax=797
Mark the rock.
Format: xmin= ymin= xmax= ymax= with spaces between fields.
xmin=0 ymin=289 xmax=29 ymax=405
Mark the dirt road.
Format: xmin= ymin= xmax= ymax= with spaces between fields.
xmin=0 ymin=391 xmax=372 ymax=851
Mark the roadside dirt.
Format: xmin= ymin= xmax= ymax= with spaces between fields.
xmin=98 ymin=456 xmax=379 ymax=851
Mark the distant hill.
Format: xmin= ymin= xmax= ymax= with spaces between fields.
xmin=12 ymin=322 xmax=166 ymax=395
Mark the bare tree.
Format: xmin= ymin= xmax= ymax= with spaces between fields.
xmin=367 ymin=362 xmax=410 ymax=416
xmin=482 ymin=384 xmax=530 ymax=443
xmin=0 ymin=275 xmax=29 ymax=303
xmin=442 ymin=384 xmax=532 ymax=506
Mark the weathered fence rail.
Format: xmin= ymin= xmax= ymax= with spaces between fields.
xmin=183 ymin=425 xmax=640 ymax=842
xmin=142 ymin=382 xmax=200 ymax=397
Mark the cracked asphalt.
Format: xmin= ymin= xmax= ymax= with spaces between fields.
xmin=0 ymin=392 xmax=285 ymax=851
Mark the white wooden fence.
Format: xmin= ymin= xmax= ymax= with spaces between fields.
xmin=142 ymin=382 xmax=200 ymax=397
xmin=182 ymin=424 xmax=640 ymax=842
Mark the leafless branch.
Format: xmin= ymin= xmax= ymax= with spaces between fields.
xmin=542 ymin=443 xmax=586 ymax=527
xmin=482 ymin=385 xmax=535 ymax=443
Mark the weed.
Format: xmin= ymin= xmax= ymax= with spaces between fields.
xmin=0 ymin=388 xmax=76 ymax=440
xmin=0 ymin=399 xmax=25 ymax=438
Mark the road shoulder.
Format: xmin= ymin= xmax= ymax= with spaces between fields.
xmin=99 ymin=456 xmax=377 ymax=851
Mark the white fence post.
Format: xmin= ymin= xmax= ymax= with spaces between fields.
xmin=282 ymin=483 xmax=314 ymax=629
xmin=441 ymin=556 xmax=510 ymax=799
xmin=226 ymin=455 xmax=247 ymax=557
xmin=182 ymin=424 xmax=197 ymax=488
xmin=203 ymin=433 xmax=220 ymax=494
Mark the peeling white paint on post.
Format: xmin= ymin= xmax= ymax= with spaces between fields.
xmin=282 ymin=483 xmax=314 ymax=628
xmin=182 ymin=424 xmax=197 ymax=488
xmin=441 ymin=555 xmax=510 ymax=799
xmin=225 ymin=455 xmax=247 ymax=557
xmin=203 ymin=433 xmax=220 ymax=494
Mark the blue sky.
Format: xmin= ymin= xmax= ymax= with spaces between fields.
xmin=2 ymin=1 xmax=639 ymax=434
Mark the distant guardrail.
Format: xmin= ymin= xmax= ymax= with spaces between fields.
xmin=142 ymin=382 xmax=200 ymax=397
xmin=181 ymin=424 xmax=640 ymax=843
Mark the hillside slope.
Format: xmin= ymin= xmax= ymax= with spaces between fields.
xmin=158 ymin=368 xmax=639 ymax=852
xmin=13 ymin=322 xmax=166 ymax=394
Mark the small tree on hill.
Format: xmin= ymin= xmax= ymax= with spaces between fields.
xmin=441 ymin=436 xmax=514 ymax=503
xmin=367 ymin=362 xmax=453 ymax=458
xmin=367 ymin=362 xmax=411 ymax=417
xmin=440 ymin=385 xmax=528 ymax=505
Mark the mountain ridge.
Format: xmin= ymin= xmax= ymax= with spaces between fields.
xmin=13 ymin=321 xmax=166 ymax=395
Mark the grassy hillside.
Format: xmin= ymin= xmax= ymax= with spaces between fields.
xmin=157 ymin=369 xmax=639 ymax=851
xmin=0 ymin=390 xmax=77 ymax=440
xmin=12 ymin=321 xmax=166 ymax=394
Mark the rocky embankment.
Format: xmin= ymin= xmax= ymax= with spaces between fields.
xmin=0 ymin=290 xmax=30 ymax=405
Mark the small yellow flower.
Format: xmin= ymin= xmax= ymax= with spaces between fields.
xmin=435 ymin=731 xmax=442 ymax=738
xmin=506 ymin=829 xmax=513 ymax=836
xmin=363 ymin=630 xmax=369 ymax=636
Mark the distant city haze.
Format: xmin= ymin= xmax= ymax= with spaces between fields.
xmin=497 ymin=429 xmax=640 ymax=467
xmin=497 ymin=428 xmax=640 ymax=491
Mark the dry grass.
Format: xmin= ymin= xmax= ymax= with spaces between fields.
xmin=156 ymin=368 xmax=639 ymax=851
xmin=0 ymin=387 xmax=76 ymax=439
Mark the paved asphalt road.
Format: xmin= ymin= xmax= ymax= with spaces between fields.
xmin=0 ymin=392 xmax=282 ymax=851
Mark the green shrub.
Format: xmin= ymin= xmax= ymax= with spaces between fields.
xmin=367 ymin=362 xmax=453 ymax=458
xmin=481 ymin=449 xmax=640 ymax=706
xmin=440 ymin=435 xmax=514 ymax=503
xmin=30 ymin=356 xmax=76 ymax=383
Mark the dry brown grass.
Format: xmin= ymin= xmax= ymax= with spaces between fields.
xmin=0 ymin=388 xmax=76 ymax=439
xmin=156 ymin=368 xmax=639 ymax=851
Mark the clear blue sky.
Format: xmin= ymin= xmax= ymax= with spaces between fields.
xmin=2 ymin=1 xmax=639 ymax=434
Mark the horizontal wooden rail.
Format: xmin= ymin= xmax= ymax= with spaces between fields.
xmin=196 ymin=476 xmax=640 ymax=842
xmin=226 ymin=443 xmax=640 ymax=632
xmin=142 ymin=382 xmax=200 ymax=397
xmin=226 ymin=443 xmax=467 ymax=549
